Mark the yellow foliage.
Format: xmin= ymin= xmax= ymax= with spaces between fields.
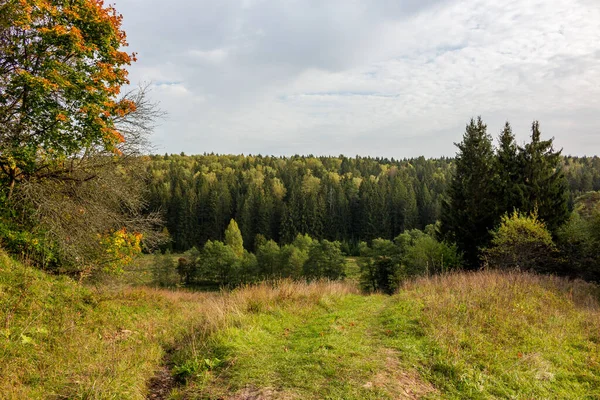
xmin=99 ymin=228 xmax=143 ymax=273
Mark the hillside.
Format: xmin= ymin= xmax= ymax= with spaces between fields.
xmin=1 ymin=253 xmax=599 ymax=399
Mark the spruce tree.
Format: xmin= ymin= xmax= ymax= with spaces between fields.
xmin=439 ymin=117 xmax=497 ymax=268
xmin=495 ymin=122 xmax=523 ymax=219
xmin=518 ymin=121 xmax=569 ymax=233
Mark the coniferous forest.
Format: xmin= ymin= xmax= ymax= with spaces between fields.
xmin=147 ymin=144 xmax=600 ymax=253
xmin=141 ymin=119 xmax=600 ymax=288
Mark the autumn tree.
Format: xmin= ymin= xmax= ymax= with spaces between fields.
xmin=0 ymin=0 xmax=137 ymax=193
xmin=0 ymin=0 xmax=164 ymax=273
xmin=224 ymin=219 xmax=244 ymax=258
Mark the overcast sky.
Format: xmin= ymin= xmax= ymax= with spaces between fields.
xmin=117 ymin=0 xmax=600 ymax=158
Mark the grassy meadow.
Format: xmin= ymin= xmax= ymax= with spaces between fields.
xmin=1 ymin=252 xmax=599 ymax=399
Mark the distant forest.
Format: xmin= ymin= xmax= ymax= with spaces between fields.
xmin=144 ymin=153 xmax=600 ymax=253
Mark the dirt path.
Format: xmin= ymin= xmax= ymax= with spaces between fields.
xmin=146 ymin=352 xmax=178 ymax=400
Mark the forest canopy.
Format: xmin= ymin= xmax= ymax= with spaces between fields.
xmin=145 ymin=151 xmax=600 ymax=253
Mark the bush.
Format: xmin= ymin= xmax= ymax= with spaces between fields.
xmin=303 ymin=240 xmax=345 ymax=280
xmin=401 ymin=231 xmax=462 ymax=276
xmin=151 ymin=252 xmax=179 ymax=287
xmin=556 ymin=192 xmax=600 ymax=281
xmin=484 ymin=211 xmax=558 ymax=273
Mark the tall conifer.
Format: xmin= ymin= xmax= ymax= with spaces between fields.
xmin=440 ymin=117 xmax=497 ymax=268
xmin=518 ymin=121 xmax=569 ymax=233
xmin=495 ymin=122 xmax=523 ymax=219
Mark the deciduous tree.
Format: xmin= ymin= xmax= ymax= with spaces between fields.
xmin=0 ymin=0 xmax=136 ymax=193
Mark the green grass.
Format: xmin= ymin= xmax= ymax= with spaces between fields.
xmin=1 ymin=251 xmax=599 ymax=399
xmin=344 ymin=256 xmax=362 ymax=281
xmin=388 ymin=271 xmax=600 ymax=399
xmin=0 ymin=251 xmax=209 ymax=399
xmin=176 ymin=271 xmax=600 ymax=399
xmin=183 ymin=295 xmax=423 ymax=399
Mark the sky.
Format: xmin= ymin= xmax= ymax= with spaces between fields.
xmin=116 ymin=0 xmax=600 ymax=158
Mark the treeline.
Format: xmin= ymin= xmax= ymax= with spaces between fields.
xmin=145 ymin=152 xmax=600 ymax=253
xmin=166 ymin=220 xmax=347 ymax=288
xmin=151 ymin=219 xmax=461 ymax=293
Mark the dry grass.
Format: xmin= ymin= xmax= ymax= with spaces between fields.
xmin=403 ymin=269 xmax=600 ymax=309
xmin=393 ymin=269 xmax=600 ymax=398
xmin=166 ymin=279 xmax=359 ymax=379
xmin=401 ymin=269 xmax=600 ymax=354
xmin=0 ymin=252 xmax=357 ymax=399
xmin=209 ymin=280 xmax=358 ymax=325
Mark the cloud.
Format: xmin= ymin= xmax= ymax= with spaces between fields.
xmin=187 ymin=48 xmax=229 ymax=64
xmin=117 ymin=0 xmax=600 ymax=157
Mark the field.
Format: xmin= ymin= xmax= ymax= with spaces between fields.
xmin=1 ymin=252 xmax=599 ymax=399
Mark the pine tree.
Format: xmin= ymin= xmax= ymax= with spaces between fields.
xmin=518 ymin=121 xmax=569 ymax=233
xmin=440 ymin=117 xmax=497 ymax=268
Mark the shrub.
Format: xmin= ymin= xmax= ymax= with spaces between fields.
xmin=402 ymin=234 xmax=462 ymax=276
xmin=484 ymin=211 xmax=558 ymax=273
xmin=151 ymin=252 xmax=179 ymax=287
xmin=556 ymin=192 xmax=600 ymax=281
xmin=303 ymin=240 xmax=345 ymax=280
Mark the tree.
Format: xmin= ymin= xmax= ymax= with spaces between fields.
xmin=199 ymin=240 xmax=239 ymax=287
xmin=0 ymin=1 xmax=166 ymax=274
xmin=495 ymin=122 xmax=523 ymax=218
xmin=224 ymin=219 xmax=244 ymax=258
xmin=439 ymin=117 xmax=497 ymax=268
xmin=279 ymin=243 xmax=308 ymax=278
xmin=151 ymin=251 xmax=179 ymax=288
xmin=519 ymin=121 xmax=569 ymax=233
xmin=255 ymin=239 xmax=280 ymax=278
xmin=358 ymin=238 xmax=401 ymax=294
xmin=0 ymin=0 xmax=136 ymax=194
xmin=556 ymin=192 xmax=600 ymax=281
